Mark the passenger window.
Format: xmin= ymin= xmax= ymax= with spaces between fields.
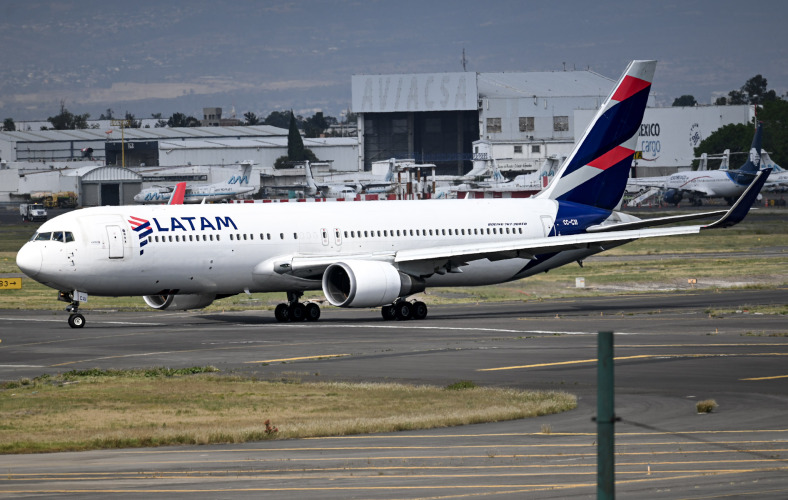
xmin=243 ymin=234 xmax=247 ymax=240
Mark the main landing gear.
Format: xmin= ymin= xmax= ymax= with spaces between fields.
xmin=59 ymin=291 xmax=85 ymax=328
xmin=274 ymin=291 xmax=321 ymax=323
xmin=381 ymin=299 xmax=428 ymax=321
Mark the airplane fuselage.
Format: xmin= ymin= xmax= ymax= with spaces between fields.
xmin=17 ymin=199 xmax=603 ymax=299
xmin=664 ymin=170 xmax=751 ymax=197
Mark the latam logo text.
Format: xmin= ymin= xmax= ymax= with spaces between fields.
xmin=151 ymin=216 xmax=238 ymax=232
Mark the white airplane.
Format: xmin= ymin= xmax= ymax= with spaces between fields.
xmin=134 ymin=161 xmax=257 ymax=204
xmin=627 ymin=123 xmax=765 ymax=205
xmin=759 ymin=151 xmax=788 ymax=191
xmin=16 ymin=60 xmax=772 ymax=329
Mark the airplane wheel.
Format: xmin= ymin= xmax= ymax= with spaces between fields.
xmin=289 ymin=302 xmax=307 ymax=322
xmin=274 ymin=303 xmax=290 ymax=322
xmin=68 ymin=313 xmax=85 ymax=329
xmin=305 ymin=302 xmax=321 ymax=322
xmin=381 ymin=305 xmax=396 ymax=321
xmin=394 ymin=301 xmax=412 ymax=321
xmin=412 ymin=301 xmax=428 ymax=320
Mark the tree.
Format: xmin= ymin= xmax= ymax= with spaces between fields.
xmin=263 ymin=110 xmax=292 ymax=129
xmin=99 ymin=108 xmax=115 ymax=120
xmin=287 ymin=111 xmax=307 ymax=161
xmin=693 ymin=123 xmax=753 ymax=170
xmin=755 ymin=98 xmax=788 ymax=166
xmin=727 ymin=90 xmax=748 ymax=105
xmin=167 ymin=112 xmax=200 ymax=127
xmin=48 ymin=101 xmax=90 ymax=130
xmin=124 ymin=111 xmax=141 ymax=129
xmin=303 ymin=111 xmax=328 ymax=138
xmin=672 ymin=95 xmax=697 ymax=107
xmin=243 ymin=111 xmax=260 ymax=126
xmin=2 ymin=118 xmax=15 ymax=131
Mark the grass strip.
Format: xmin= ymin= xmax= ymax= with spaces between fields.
xmin=0 ymin=368 xmax=577 ymax=454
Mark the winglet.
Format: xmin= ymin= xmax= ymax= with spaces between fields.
xmin=703 ymin=168 xmax=771 ymax=229
xmin=168 ymin=182 xmax=187 ymax=205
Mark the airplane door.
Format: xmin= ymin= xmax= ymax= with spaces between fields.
xmin=106 ymin=225 xmax=125 ymax=259
xmin=540 ymin=215 xmax=555 ymax=237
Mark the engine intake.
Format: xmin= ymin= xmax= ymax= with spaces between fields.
xmin=143 ymin=293 xmax=216 ymax=310
xmin=322 ymin=260 xmax=424 ymax=308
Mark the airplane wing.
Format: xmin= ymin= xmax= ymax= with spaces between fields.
xmin=277 ymin=169 xmax=770 ymax=280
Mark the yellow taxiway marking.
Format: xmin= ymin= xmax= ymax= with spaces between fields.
xmin=478 ymin=353 xmax=788 ymax=371
xmin=245 ymin=354 xmax=350 ymax=364
xmin=741 ymin=374 xmax=788 ymax=381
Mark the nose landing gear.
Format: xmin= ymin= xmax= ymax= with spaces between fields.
xmin=59 ymin=291 xmax=86 ymax=328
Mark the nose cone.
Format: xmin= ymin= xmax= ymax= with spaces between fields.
xmin=16 ymin=244 xmax=42 ymax=278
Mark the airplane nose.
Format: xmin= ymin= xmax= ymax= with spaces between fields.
xmin=16 ymin=244 xmax=42 ymax=278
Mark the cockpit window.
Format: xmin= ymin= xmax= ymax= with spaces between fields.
xmin=30 ymin=231 xmax=74 ymax=242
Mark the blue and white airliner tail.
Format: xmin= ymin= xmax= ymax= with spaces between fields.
xmin=538 ymin=60 xmax=655 ymax=210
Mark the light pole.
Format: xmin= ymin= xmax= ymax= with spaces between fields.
xmin=110 ymin=119 xmax=131 ymax=167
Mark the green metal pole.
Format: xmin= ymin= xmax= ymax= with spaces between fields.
xmin=597 ymin=330 xmax=614 ymax=499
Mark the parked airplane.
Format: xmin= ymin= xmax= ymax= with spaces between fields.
xmin=273 ymin=160 xmax=399 ymax=198
xmin=16 ymin=60 xmax=772 ymax=329
xmin=759 ymin=151 xmax=788 ymax=191
xmin=134 ymin=161 xmax=257 ymax=204
xmin=627 ymin=123 xmax=764 ymax=205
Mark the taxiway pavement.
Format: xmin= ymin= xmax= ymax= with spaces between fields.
xmin=1 ymin=288 xmax=787 ymax=498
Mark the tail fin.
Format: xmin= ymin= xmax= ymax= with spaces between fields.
xmin=303 ymin=161 xmax=319 ymax=195
xmin=536 ymin=60 xmax=656 ymax=210
xmin=168 ymin=182 xmax=187 ymax=205
xmin=736 ymin=122 xmax=762 ymax=174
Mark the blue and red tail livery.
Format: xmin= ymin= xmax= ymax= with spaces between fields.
xmin=537 ymin=60 xmax=656 ymax=210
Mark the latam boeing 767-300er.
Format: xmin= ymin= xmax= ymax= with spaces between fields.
xmin=16 ymin=60 xmax=771 ymax=328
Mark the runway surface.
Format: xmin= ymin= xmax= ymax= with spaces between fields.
xmin=1 ymin=288 xmax=787 ymax=498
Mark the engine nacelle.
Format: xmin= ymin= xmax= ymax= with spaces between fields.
xmin=322 ymin=260 xmax=425 ymax=308
xmin=663 ymin=189 xmax=682 ymax=205
xmin=143 ymin=293 xmax=216 ymax=310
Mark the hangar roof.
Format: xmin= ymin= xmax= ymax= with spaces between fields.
xmin=477 ymin=70 xmax=614 ymax=99
xmin=0 ymin=125 xmax=288 ymax=143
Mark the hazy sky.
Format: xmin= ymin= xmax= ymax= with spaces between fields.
xmin=1 ymin=0 xmax=786 ymax=122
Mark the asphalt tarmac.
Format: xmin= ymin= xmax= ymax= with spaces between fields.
xmin=1 ymin=288 xmax=787 ymax=498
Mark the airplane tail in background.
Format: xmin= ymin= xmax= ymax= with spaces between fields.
xmin=168 ymin=182 xmax=187 ymax=205
xmin=536 ymin=60 xmax=656 ymax=210
xmin=737 ymin=122 xmax=763 ymax=174
xmin=303 ymin=161 xmax=319 ymax=195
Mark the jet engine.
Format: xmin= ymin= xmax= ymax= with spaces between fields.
xmin=143 ymin=293 xmax=216 ymax=310
xmin=663 ymin=189 xmax=683 ymax=205
xmin=322 ymin=260 xmax=425 ymax=308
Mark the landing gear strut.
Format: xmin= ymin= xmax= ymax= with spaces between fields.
xmin=382 ymin=299 xmax=428 ymax=321
xmin=59 ymin=291 xmax=85 ymax=328
xmin=275 ymin=291 xmax=320 ymax=323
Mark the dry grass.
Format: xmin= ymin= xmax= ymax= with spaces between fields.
xmin=696 ymin=399 xmax=718 ymax=414
xmin=0 ymin=370 xmax=577 ymax=454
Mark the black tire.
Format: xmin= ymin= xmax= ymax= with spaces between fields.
xmin=305 ymin=302 xmax=321 ymax=322
xmin=289 ymin=302 xmax=307 ymax=322
xmin=394 ymin=301 xmax=412 ymax=321
xmin=274 ymin=303 xmax=290 ymax=322
xmin=381 ymin=305 xmax=396 ymax=321
xmin=412 ymin=301 xmax=428 ymax=320
xmin=68 ymin=313 xmax=85 ymax=329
